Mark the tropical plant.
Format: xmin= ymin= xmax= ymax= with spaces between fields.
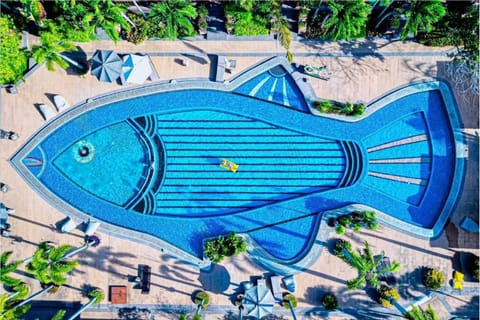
xmin=335 ymin=241 xmax=400 ymax=290
xmin=148 ymin=0 xmax=197 ymax=40
xmin=0 ymin=16 xmax=29 ymax=85
xmin=333 ymin=239 xmax=352 ymax=257
xmin=404 ymin=305 xmax=439 ymax=320
xmin=322 ymin=293 xmax=338 ymax=311
xmin=0 ymin=293 xmax=30 ymax=320
xmin=31 ymin=22 xmax=78 ymax=72
xmin=0 ymin=252 xmax=22 ymax=288
xmin=320 ymin=0 xmax=371 ymax=41
xmin=334 ymin=211 xmax=379 ymax=234
xmin=192 ymin=314 xmax=201 ymax=320
xmin=82 ymin=0 xmax=130 ymax=42
xmin=26 ymin=242 xmax=79 ymax=286
xmin=51 ymin=310 xmax=66 ymax=320
xmin=400 ymin=0 xmax=446 ymax=40
xmin=423 ymin=268 xmax=445 ymax=290
xmin=65 ymin=288 xmax=104 ymax=320
xmin=223 ymin=2 xmax=270 ymax=36
xmin=194 ymin=291 xmax=210 ymax=317
xmin=19 ymin=0 xmax=47 ymax=26
xmin=204 ymin=232 xmax=247 ymax=263
xmin=178 ymin=314 xmax=187 ymax=320
xmin=121 ymin=13 xmax=150 ymax=45
xmin=378 ymin=285 xmax=399 ymax=307
xmin=6 ymin=283 xmax=30 ymax=303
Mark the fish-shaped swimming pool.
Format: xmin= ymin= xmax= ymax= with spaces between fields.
xmin=10 ymin=58 xmax=465 ymax=272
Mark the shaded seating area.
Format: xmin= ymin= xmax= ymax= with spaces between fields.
xmin=138 ymin=264 xmax=151 ymax=294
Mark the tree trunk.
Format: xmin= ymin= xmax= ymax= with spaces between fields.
xmin=287 ymin=300 xmax=297 ymax=320
xmin=13 ymin=284 xmax=55 ymax=309
xmin=66 ymin=297 xmax=97 ymax=320
xmin=57 ymin=53 xmax=87 ymax=72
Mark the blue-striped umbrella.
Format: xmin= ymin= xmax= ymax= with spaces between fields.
xmin=91 ymin=50 xmax=122 ymax=83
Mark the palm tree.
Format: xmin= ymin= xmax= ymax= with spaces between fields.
xmin=6 ymin=283 xmax=30 ymax=302
xmin=82 ymin=0 xmax=131 ymax=42
xmin=31 ymin=24 xmax=79 ymax=72
xmin=321 ymin=0 xmax=371 ymax=41
xmin=337 ymin=241 xmax=400 ymax=290
xmin=0 ymin=252 xmax=22 ymax=288
xmin=148 ymin=0 xmax=197 ymax=40
xmin=400 ymin=0 xmax=446 ymax=40
xmin=403 ymin=305 xmax=439 ymax=320
xmin=270 ymin=1 xmax=293 ymax=62
xmin=194 ymin=291 xmax=210 ymax=318
xmin=0 ymin=293 xmax=30 ymax=320
xmin=283 ymin=293 xmax=298 ymax=320
xmin=26 ymin=243 xmax=78 ymax=287
xmin=66 ymin=288 xmax=104 ymax=320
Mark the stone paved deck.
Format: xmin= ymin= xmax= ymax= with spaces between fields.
xmin=0 ymin=38 xmax=478 ymax=320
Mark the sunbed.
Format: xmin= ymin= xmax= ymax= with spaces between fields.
xmin=53 ymin=95 xmax=70 ymax=112
xmin=38 ymin=104 xmax=56 ymax=121
xmin=270 ymin=275 xmax=283 ymax=301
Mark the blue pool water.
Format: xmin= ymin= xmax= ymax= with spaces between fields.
xmin=53 ymin=122 xmax=151 ymax=206
xmin=11 ymin=63 xmax=463 ymax=268
xmin=235 ymin=65 xmax=309 ymax=112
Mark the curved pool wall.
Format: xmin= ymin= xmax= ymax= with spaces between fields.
xmin=10 ymin=56 xmax=465 ymax=273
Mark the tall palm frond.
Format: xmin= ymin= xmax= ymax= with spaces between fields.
xmin=149 ymin=0 xmax=197 ymax=40
xmin=400 ymin=0 xmax=446 ymax=40
xmin=0 ymin=252 xmax=22 ymax=288
xmin=322 ymin=0 xmax=371 ymax=41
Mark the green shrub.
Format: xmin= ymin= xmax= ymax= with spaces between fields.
xmin=352 ymin=103 xmax=365 ymax=116
xmin=343 ymin=102 xmax=354 ymax=114
xmin=335 ymin=224 xmax=346 ymax=235
xmin=195 ymin=291 xmax=210 ymax=309
xmin=204 ymin=232 xmax=247 ymax=263
xmin=322 ymin=293 xmax=338 ymax=311
xmin=121 ymin=13 xmax=150 ymax=44
xmin=0 ymin=16 xmax=29 ymax=85
xmin=378 ymin=285 xmax=399 ymax=307
xmin=424 ymin=268 xmax=445 ymax=289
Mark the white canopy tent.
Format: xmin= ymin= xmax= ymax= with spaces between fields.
xmin=121 ymin=54 xmax=154 ymax=85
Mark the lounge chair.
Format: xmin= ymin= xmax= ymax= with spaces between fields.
xmin=53 ymin=95 xmax=70 ymax=112
xmin=282 ymin=275 xmax=296 ymax=292
xmin=257 ymin=278 xmax=267 ymax=287
xmin=270 ymin=275 xmax=283 ymax=301
xmin=304 ymin=64 xmax=331 ymax=81
xmin=84 ymin=218 xmax=101 ymax=236
xmin=60 ymin=217 xmax=77 ymax=233
xmin=38 ymin=104 xmax=56 ymax=121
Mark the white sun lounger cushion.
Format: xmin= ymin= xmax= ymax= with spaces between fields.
xmin=53 ymin=95 xmax=70 ymax=111
xmin=38 ymin=104 xmax=56 ymax=121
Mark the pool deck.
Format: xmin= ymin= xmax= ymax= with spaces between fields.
xmin=0 ymin=38 xmax=479 ymax=319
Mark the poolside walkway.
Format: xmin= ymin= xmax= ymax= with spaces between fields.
xmin=0 ymin=38 xmax=478 ymax=319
